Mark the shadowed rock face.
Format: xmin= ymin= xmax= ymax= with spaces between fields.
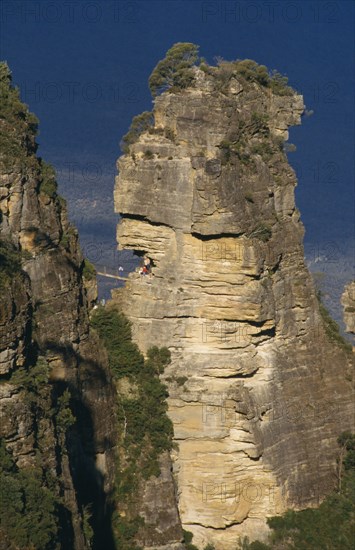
xmin=0 ymin=70 xmax=117 ymax=549
xmin=114 ymin=68 xmax=354 ymax=548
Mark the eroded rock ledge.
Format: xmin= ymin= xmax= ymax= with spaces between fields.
xmin=113 ymin=68 xmax=354 ymax=548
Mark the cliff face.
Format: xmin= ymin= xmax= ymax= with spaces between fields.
xmin=114 ymin=67 xmax=354 ymax=548
xmin=342 ymin=282 xmax=355 ymax=336
xmin=0 ymin=65 xmax=117 ymax=549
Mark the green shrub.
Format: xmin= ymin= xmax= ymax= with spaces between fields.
xmin=213 ymin=60 xmax=235 ymax=92
xmin=0 ymin=440 xmax=59 ymax=549
xmin=82 ymin=505 xmax=94 ymax=547
xmin=243 ymin=541 xmax=270 ymax=549
xmin=0 ymin=62 xmax=39 ymax=168
xmin=317 ymin=292 xmax=352 ymax=353
xmin=143 ymin=149 xmax=154 ymax=159
xmin=0 ymin=63 xmax=67 ymax=211
xmin=0 ymin=239 xmax=22 ymax=289
xmin=1 ymin=355 xmax=78 ymax=547
xmin=38 ymin=160 xmax=58 ymax=198
xmin=10 ymin=357 xmax=49 ymax=393
xmin=200 ymin=56 xmax=295 ymax=98
xmin=59 ymin=226 xmax=76 ymax=250
xmin=241 ymin=434 xmax=355 ymax=549
xmin=251 ymin=142 xmax=274 ymax=161
xmin=251 ymin=112 xmax=269 ymax=135
xmin=149 ymin=42 xmax=199 ymax=97
xmin=121 ymin=111 xmax=154 ymax=153
xmin=56 ymin=389 xmax=76 ymax=434
xmin=248 ymin=223 xmax=272 ymax=242
xmin=90 ymin=307 xmax=144 ymax=379
xmin=82 ymin=258 xmax=96 ymax=281
xmin=200 ymin=62 xmax=212 ymax=74
xmin=338 ymin=432 xmax=355 ymax=471
xmin=268 ymin=69 xmax=294 ymax=96
xmin=111 ymin=512 xmax=143 ymax=550
xmin=91 ymin=308 xmax=173 ymax=457
xmin=233 ymin=59 xmax=269 ymax=86
xmin=91 ymin=306 xmax=174 ymax=546
xmin=183 ymin=529 xmax=199 ymax=550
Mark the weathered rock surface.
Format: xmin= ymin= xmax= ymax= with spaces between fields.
xmin=114 ymin=68 xmax=354 ymax=548
xmin=0 ymin=68 xmax=117 ymax=549
xmin=342 ymin=281 xmax=355 ymax=335
xmin=134 ymin=451 xmax=185 ymax=549
xmin=0 ymin=64 xmax=184 ymax=550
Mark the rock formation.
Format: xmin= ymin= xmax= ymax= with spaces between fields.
xmin=0 ymin=63 xmax=117 ymax=549
xmin=1 ymin=54 xmax=353 ymax=550
xmin=114 ymin=64 xmax=354 ymax=548
xmin=342 ymin=281 xmax=355 ymax=335
xmin=0 ymin=61 xmax=184 ymax=550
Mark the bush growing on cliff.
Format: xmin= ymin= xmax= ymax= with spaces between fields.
xmin=269 ymin=69 xmax=294 ymax=96
xmin=250 ymin=112 xmax=269 ymax=135
xmin=251 ymin=142 xmax=274 ymax=161
xmin=0 ymin=439 xmax=59 ymax=549
xmin=0 ymin=239 xmax=22 ymax=288
xmin=240 ymin=433 xmax=355 ymax=550
xmin=338 ymin=432 xmax=355 ymax=471
xmin=82 ymin=258 xmax=96 ymax=281
xmin=316 ymin=291 xmax=353 ymax=353
xmin=233 ymin=59 xmax=269 ymax=86
xmin=248 ymin=223 xmax=272 ymax=242
xmin=90 ymin=306 xmax=174 ymax=547
xmin=90 ymin=307 xmax=144 ymax=377
xmin=183 ymin=529 xmax=199 ymax=550
xmin=1 ymin=357 xmax=84 ymax=549
xmin=0 ymin=62 xmax=67 ymax=213
xmin=149 ymin=42 xmax=199 ymax=97
xmin=0 ymin=62 xmax=39 ymax=166
xmin=211 ymin=58 xmax=293 ymax=96
xmin=121 ymin=111 xmax=154 ymax=153
xmin=38 ymin=159 xmax=58 ymax=198
xmin=90 ymin=307 xmax=173 ymax=459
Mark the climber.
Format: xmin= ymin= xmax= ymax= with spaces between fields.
xmin=143 ymin=256 xmax=151 ymax=270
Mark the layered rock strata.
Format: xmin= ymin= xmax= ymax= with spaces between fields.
xmin=114 ymin=67 xmax=354 ymax=548
xmin=0 ymin=66 xmax=117 ymax=549
xmin=342 ymin=281 xmax=355 ymax=335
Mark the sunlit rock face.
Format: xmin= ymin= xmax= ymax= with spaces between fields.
xmin=342 ymin=281 xmax=355 ymax=335
xmin=113 ymin=68 xmax=354 ymax=548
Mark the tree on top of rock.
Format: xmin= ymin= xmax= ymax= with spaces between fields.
xmin=148 ymin=42 xmax=199 ymax=97
xmin=0 ymin=61 xmax=39 ymax=164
